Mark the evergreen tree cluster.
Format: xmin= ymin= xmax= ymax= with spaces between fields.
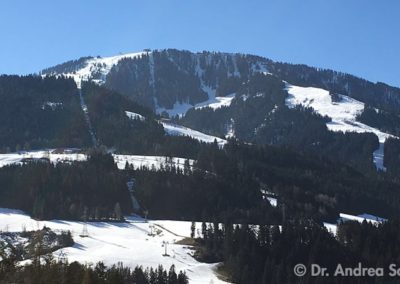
xmin=82 ymin=82 xmax=203 ymax=158
xmin=104 ymin=49 xmax=268 ymax=110
xmin=0 ymin=152 xmax=132 ymax=220
xmin=129 ymin=141 xmax=400 ymax=223
xmin=198 ymin=219 xmax=400 ymax=283
xmin=41 ymin=56 xmax=94 ymax=75
xmin=358 ymin=105 xmax=400 ymax=136
xmin=384 ymin=137 xmax=400 ymax=175
xmin=1 ymin=142 xmax=400 ymax=223
xmin=0 ymin=259 xmax=188 ymax=284
xmin=0 ymin=75 xmax=90 ymax=151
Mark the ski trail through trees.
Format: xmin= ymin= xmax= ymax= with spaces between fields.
xmin=78 ymin=88 xmax=97 ymax=147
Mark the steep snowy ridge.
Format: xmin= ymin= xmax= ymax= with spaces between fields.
xmin=285 ymin=84 xmax=396 ymax=170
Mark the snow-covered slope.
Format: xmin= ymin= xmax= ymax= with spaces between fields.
xmin=161 ymin=121 xmax=227 ymax=147
xmin=285 ymin=84 xmax=396 ymax=170
xmin=0 ymin=208 xmax=228 ymax=284
xmin=155 ymin=93 xmax=236 ymax=117
xmin=0 ymin=150 xmax=194 ymax=171
xmin=49 ymin=52 xmax=147 ymax=88
xmin=194 ymin=93 xmax=236 ymax=111
xmin=125 ymin=111 xmax=145 ymax=121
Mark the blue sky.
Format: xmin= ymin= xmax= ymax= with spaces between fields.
xmin=1 ymin=1 xmax=399 ymax=86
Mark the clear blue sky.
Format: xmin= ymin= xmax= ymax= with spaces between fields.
xmin=1 ymin=0 xmax=399 ymax=87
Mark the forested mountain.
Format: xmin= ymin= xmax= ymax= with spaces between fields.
xmin=0 ymin=48 xmax=400 ymax=284
xmin=42 ymin=48 xmax=400 ymax=114
xmin=0 ymin=75 xmax=90 ymax=151
xmin=41 ymin=49 xmax=400 ymax=173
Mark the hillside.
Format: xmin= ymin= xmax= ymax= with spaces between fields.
xmin=41 ymin=49 xmax=400 ymax=173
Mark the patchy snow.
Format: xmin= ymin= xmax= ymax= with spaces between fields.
xmin=125 ymin=111 xmax=145 ymax=121
xmin=0 ymin=150 xmax=86 ymax=168
xmin=0 ymin=208 xmax=228 ymax=284
xmin=41 ymin=102 xmax=63 ymax=110
xmin=155 ymin=94 xmax=236 ymax=118
xmin=113 ymin=155 xmax=194 ymax=171
xmin=373 ymin=143 xmax=386 ymax=171
xmin=79 ymin=88 xmax=97 ymax=146
xmin=323 ymin=222 xmax=338 ymax=236
xmin=0 ymin=150 xmax=194 ymax=171
xmin=161 ymin=121 xmax=227 ymax=147
xmin=156 ymin=56 xmax=236 ymax=117
xmin=251 ymin=61 xmax=269 ymax=75
xmin=156 ymin=101 xmax=194 ymax=118
xmin=285 ymin=84 xmax=396 ymax=170
xmin=226 ymin=118 xmax=235 ymax=139
xmin=266 ymin=197 xmax=277 ymax=207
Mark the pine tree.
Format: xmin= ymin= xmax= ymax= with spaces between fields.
xmin=190 ymin=222 xmax=196 ymax=238
xmin=114 ymin=202 xmax=122 ymax=221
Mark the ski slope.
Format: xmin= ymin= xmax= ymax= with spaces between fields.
xmin=50 ymin=52 xmax=147 ymax=88
xmin=0 ymin=208 xmax=228 ymax=284
xmin=0 ymin=150 xmax=194 ymax=171
xmin=161 ymin=121 xmax=227 ymax=147
xmin=285 ymin=84 xmax=396 ymax=170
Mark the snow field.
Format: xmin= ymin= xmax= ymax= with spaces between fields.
xmin=0 ymin=208 xmax=229 ymax=284
xmin=285 ymin=84 xmax=396 ymax=170
xmin=0 ymin=150 xmax=194 ymax=171
xmin=160 ymin=121 xmax=226 ymax=148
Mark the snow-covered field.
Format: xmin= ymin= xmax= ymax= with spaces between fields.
xmin=0 ymin=150 xmax=86 ymax=168
xmin=161 ymin=121 xmax=227 ymax=147
xmin=0 ymin=150 xmax=194 ymax=171
xmin=0 ymin=208 xmax=228 ymax=284
xmin=114 ymin=154 xmax=194 ymax=171
xmin=285 ymin=84 xmax=396 ymax=170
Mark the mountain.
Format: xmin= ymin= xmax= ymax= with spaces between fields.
xmin=41 ymin=49 xmax=400 ymax=173
xmin=3 ymin=49 xmax=400 ymax=284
